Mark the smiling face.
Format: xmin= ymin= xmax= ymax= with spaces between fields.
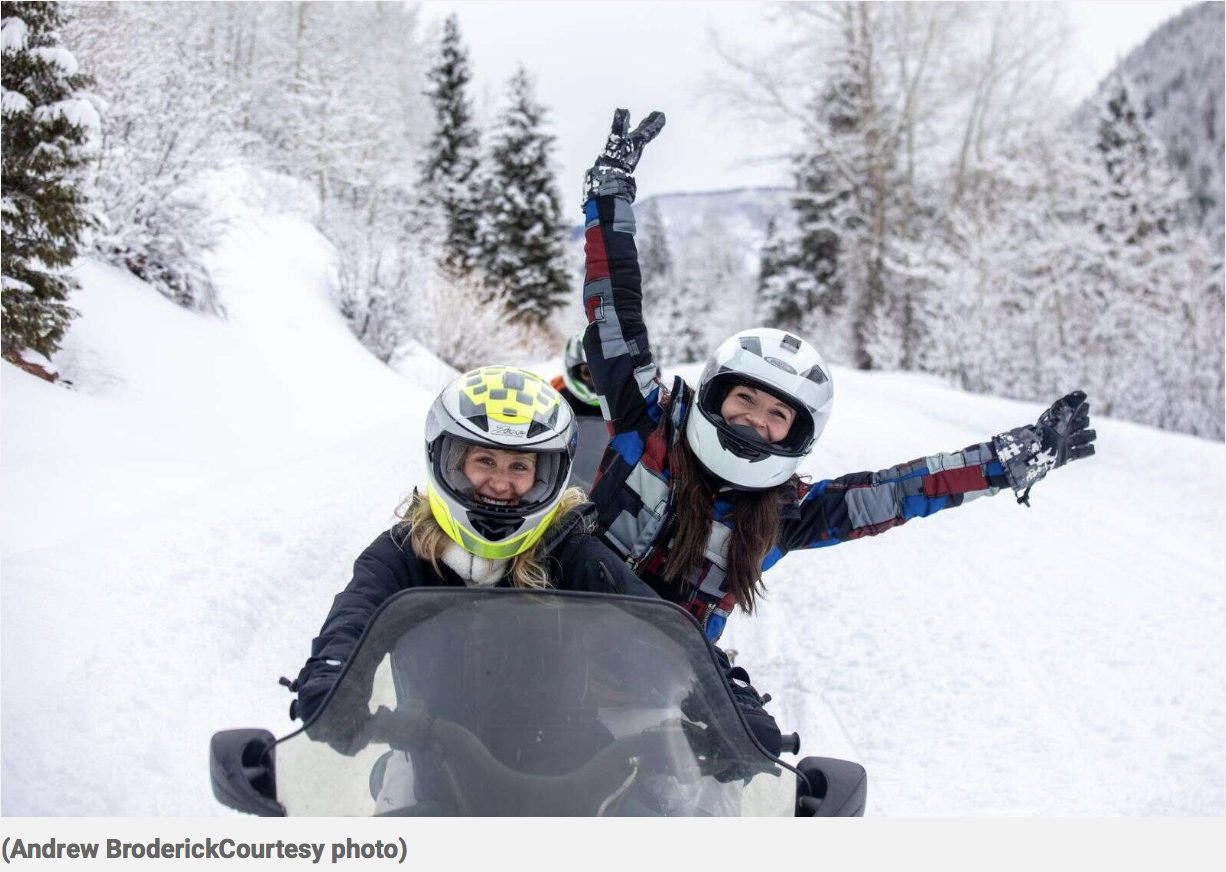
xmin=719 ymin=383 xmax=797 ymax=444
xmin=462 ymin=447 xmax=539 ymax=506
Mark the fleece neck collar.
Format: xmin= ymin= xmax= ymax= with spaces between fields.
xmin=440 ymin=541 xmax=509 ymax=586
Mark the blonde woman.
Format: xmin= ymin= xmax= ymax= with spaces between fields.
xmin=292 ymin=365 xmax=655 ymax=725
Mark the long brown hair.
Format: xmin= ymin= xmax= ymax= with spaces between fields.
xmin=664 ymin=431 xmax=791 ymax=615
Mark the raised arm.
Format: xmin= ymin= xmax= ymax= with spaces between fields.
xmin=580 ymin=109 xmax=666 ymax=440
xmin=776 ymin=392 xmax=1097 ymax=556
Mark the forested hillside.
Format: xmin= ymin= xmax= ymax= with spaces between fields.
xmin=1074 ymin=1 xmax=1225 ymax=250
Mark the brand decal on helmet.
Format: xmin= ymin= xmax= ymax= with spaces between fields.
xmin=490 ymin=423 xmax=528 ymax=438
xmin=764 ymin=356 xmax=797 ymax=374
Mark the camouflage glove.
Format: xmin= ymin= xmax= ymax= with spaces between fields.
xmin=992 ymin=390 xmax=1097 ymax=506
xmin=582 ymin=108 xmax=666 ymax=205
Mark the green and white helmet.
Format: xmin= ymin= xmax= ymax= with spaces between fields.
xmin=424 ymin=366 xmax=578 ymax=560
xmin=562 ymin=332 xmax=599 ymax=407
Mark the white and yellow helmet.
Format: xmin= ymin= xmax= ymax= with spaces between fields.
xmin=424 ymin=366 xmax=578 ymax=559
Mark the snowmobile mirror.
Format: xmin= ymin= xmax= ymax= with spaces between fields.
xmin=795 ymin=756 xmax=867 ymax=817
xmin=209 ymin=728 xmax=284 ymax=817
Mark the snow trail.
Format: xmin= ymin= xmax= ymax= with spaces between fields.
xmin=3 ymin=181 xmax=1222 ymax=815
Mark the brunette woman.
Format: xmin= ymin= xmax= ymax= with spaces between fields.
xmin=578 ymin=110 xmax=1097 ymax=648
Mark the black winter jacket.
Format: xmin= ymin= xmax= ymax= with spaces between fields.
xmin=292 ymin=504 xmax=782 ymax=755
xmin=293 ymin=505 xmax=658 ymax=723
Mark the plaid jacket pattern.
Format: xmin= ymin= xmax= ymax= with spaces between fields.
xmin=581 ymin=194 xmax=1010 ymax=642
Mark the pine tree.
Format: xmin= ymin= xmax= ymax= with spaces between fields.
xmin=655 ymin=218 xmax=744 ymax=365
xmin=651 ymin=272 xmax=706 ymax=366
xmin=1088 ymin=73 xmax=1222 ymax=436
xmin=637 ymin=199 xmax=674 ymax=281
xmin=638 ymin=199 xmax=700 ymax=364
xmin=758 ymin=212 xmax=822 ymax=335
xmin=417 ymin=14 xmax=481 ymax=278
xmin=479 ymin=67 xmax=569 ymax=324
xmin=1 ymin=1 xmax=99 ymax=359
xmin=913 ymin=78 xmax=1225 ymax=439
xmin=773 ymin=4 xmax=894 ymax=369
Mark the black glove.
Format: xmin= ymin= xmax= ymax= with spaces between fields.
xmin=297 ymin=657 xmax=380 ymax=756
xmin=993 ymin=390 xmax=1097 ymax=505
xmin=712 ymin=647 xmax=782 ymax=758
xmin=305 ymin=707 xmax=373 ymax=757
xmin=582 ymin=108 xmax=666 ymax=204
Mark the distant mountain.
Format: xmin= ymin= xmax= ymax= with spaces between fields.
xmin=569 ymin=186 xmax=794 ymax=276
xmin=1074 ymin=2 xmax=1225 ymax=248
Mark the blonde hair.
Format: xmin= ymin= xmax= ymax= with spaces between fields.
xmin=395 ymin=487 xmax=590 ymax=589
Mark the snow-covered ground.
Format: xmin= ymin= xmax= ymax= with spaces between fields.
xmin=2 ymin=179 xmax=1223 ymax=816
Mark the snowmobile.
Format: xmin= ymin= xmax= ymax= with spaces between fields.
xmin=210 ymin=588 xmax=867 ymax=816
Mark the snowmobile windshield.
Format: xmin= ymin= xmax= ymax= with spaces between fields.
xmin=275 ymin=588 xmax=799 ymax=816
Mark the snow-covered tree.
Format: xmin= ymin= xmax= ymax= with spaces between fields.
xmin=655 ymin=218 xmax=747 ymax=365
xmin=756 ymin=216 xmax=791 ymax=329
xmin=1 ymin=1 xmax=100 ymax=359
xmin=739 ymin=3 xmax=906 ymax=370
xmin=67 ymin=2 xmax=228 ymax=313
xmin=780 ymin=87 xmax=860 ymax=359
xmin=1073 ymin=1 xmax=1225 ymax=253
xmin=637 ymin=199 xmax=674 ymax=282
xmin=1086 ymin=74 xmax=1222 ymax=435
xmin=417 ymin=14 xmax=481 ymax=278
xmin=638 ymin=200 xmax=699 ymax=365
xmin=717 ymin=2 xmax=1074 ymax=372
xmin=903 ymin=132 xmax=1092 ymax=395
xmin=411 ymin=267 xmax=549 ymax=373
xmin=57 ymin=2 xmax=436 ymax=360
xmin=909 ymin=78 xmax=1223 ymax=440
xmin=307 ymin=2 xmax=429 ymax=361
xmin=478 ymin=67 xmax=569 ymax=325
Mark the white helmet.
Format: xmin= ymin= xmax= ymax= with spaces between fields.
xmin=424 ymin=366 xmax=577 ymax=559
xmin=685 ymin=328 xmax=833 ymax=490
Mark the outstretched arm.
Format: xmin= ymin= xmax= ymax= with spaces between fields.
xmin=777 ymin=442 xmax=1007 ymax=555
xmin=580 ymin=109 xmax=666 ymax=441
xmin=776 ymin=392 xmax=1097 ymax=556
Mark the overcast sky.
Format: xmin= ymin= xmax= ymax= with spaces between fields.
xmin=419 ymin=0 xmax=1199 ymax=199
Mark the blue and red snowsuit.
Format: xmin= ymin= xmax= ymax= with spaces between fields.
xmin=581 ymin=193 xmax=1014 ymax=643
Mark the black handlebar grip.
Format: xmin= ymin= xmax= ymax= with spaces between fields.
xmin=780 ymin=732 xmax=800 ymax=754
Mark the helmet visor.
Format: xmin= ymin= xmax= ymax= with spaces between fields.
xmin=698 ymin=373 xmax=815 ymax=457
xmin=432 ymin=433 xmax=572 ymax=525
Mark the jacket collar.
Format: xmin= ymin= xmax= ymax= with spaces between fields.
xmin=537 ymin=500 xmax=597 ymax=556
xmin=664 ymin=375 xmax=693 ymax=444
